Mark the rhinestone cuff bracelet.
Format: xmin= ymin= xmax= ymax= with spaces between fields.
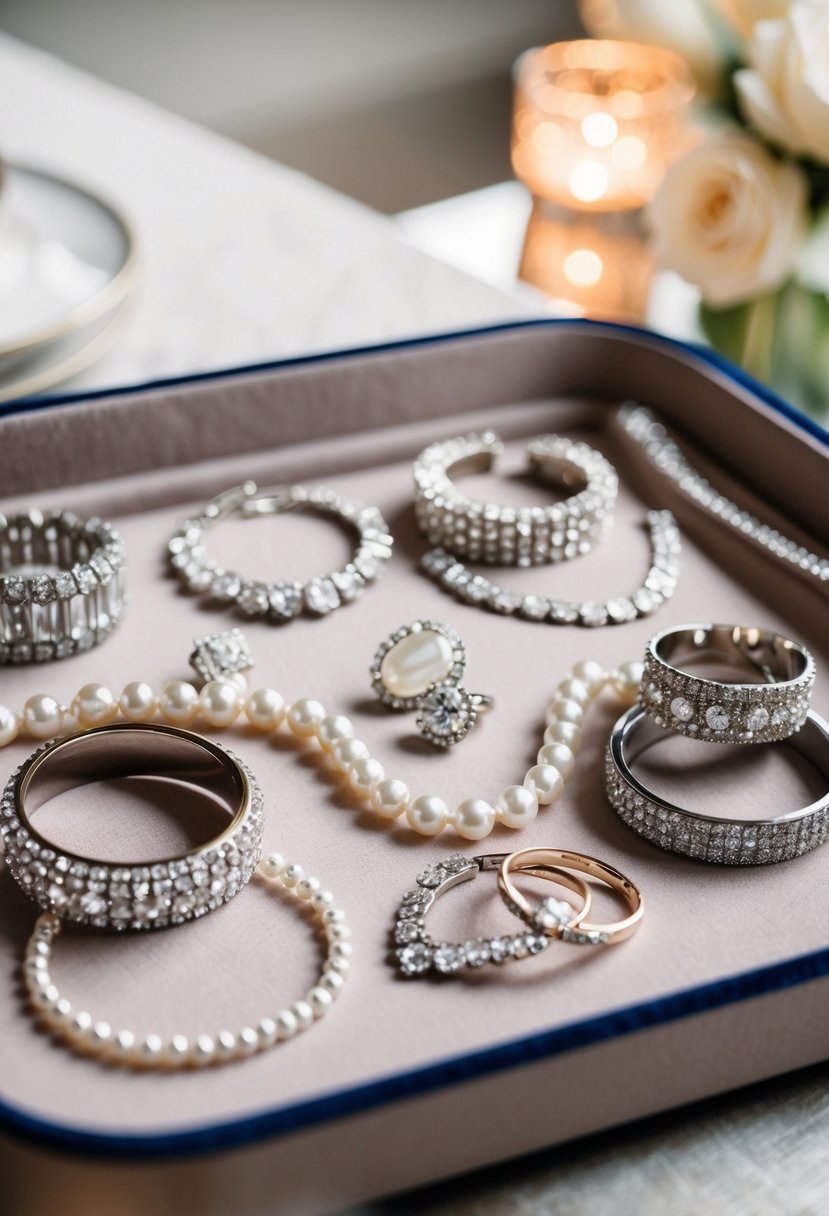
xmin=606 ymin=705 xmax=829 ymax=865
xmin=641 ymin=624 xmax=815 ymax=744
xmin=1 ymin=723 xmax=264 ymax=929
xmin=0 ymin=508 xmax=126 ymax=664
xmin=413 ymin=431 xmax=618 ymax=566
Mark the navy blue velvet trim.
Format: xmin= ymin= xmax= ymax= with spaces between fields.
xmin=1 ymin=942 xmax=827 ymax=1160
xmin=1 ymin=318 xmax=827 ymax=446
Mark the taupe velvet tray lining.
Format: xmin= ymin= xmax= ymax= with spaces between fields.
xmin=0 ymin=323 xmax=826 ymax=1144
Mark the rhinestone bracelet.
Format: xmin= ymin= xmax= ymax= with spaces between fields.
xmin=619 ymin=403 xmax=829 ymax=584
xmin=0 ymin=508 xmax=126 ymax=664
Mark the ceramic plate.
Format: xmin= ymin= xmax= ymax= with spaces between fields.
xmin=0 ymin=163 xmax=136 ymax=359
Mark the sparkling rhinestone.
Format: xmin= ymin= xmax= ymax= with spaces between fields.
xmin=416 ymin=683 xmax=473 ymax=742
xmin=670 ymin=697 xmax=694 ymax=722
xmin=745 ymin=706 xmax=770 ymax=732
xmin=53 ymin=571 xmax=77 ymax=599
xmin=463 ymin=938 xmax=491 ymax=967
xmin=238 ymin=582 xmax=270 ymax=615
xmin=268 ymin=582 xmax=302 ymax=620
xmin=488 ymin=936 xmax=515 ymax=963
xmin=304 ymin=577 xmax=341 ymax=615
xmin=397 ymin=942 xmax=432 ymax=975
xmin=3 ymin=578 xmax=27 ymax=605
xmin=79 ymin=891 xmax=108 ymax=917
xmin=416 ymin=865 xmax=445 ymax=889
xmin=771 ymin=707 xmax=790 ymax=726
xmin=210 ymin=572 xmax=241 ymax=602
xmin=332 ymin=568 xmax=363 ymax=602
xmin=705 ymin=705 xmax=730 ymax=732
xmin=534 ymin=896 xmax=575 ymax=931
xmin=520 ymin=594 xmax=551 ymax=620
xmin=432 ymin=943 xmax=464 ymax=974
xmin=580 ymin=602 xmax=609 ymax=627
xmin=394 ymin=920 xmax=421 ymax=944
xmin=30 ymin=576 xmax=56 ymax=605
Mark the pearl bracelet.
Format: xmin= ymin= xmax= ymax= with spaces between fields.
xmin=0 ymin=658 xmax=642 ymax=842
xmin=23 ymin=854 xmax=351 ymax=1070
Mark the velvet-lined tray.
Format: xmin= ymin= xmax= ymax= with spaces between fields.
xmin=0 ymin=320 xmax=827 ymax=1215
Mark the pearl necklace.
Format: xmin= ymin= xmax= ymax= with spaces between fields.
xmin=24 ymin=854 xmax=351 ymax=1070
xmin=0 ymin=658 xmax=642 ymax=841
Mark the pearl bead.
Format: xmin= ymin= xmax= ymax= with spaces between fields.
xmin=370 ymin=776 xmax=409 ymax=819
xmin=120 ymin=681 xmax=157 ymax=722
xmin=320 ymin=970 xmax=345 ymax=996
xmin=323 ymin=907 xmax=346 ymax=925
xmin=537 ymin=741 xmax=575 ymax=780
xmin=495 ymin=784 xmax=539 ymax=829
xmin=276 ymin=1010 xmax=298 ymax=1040
xmin=292 ymin=1000 xmax=314 ymax=1030
xmin=611 ymin=660 xmax=644 ymax=707
xmin=245 ymin=687 xmax=285 ymax=731
xmin=0 ymin=705 xmax=19 ymax=747
xmin=257 ymin=1018 xmax=278 ymax=1047
xmin=327 ymin=924 xmax=352 ymax=943
xmin=325 ymin=956 xmax=350 ymax=976
xmin=308 ymin=986 xmax=333 ymax=1016
xmin=311 ymin=889 xmax=335 ymax=910
xmin=453 ymin=798 xmax=496 ymax=840
xmin=524 ymin=763 xmax=565 ymax=805
xmin=549 ymin=698 xmax=583 ymax=727
xmin=193 ymin=1034 xmax=216 ymax=1064
xmin=553 ymin=677 xmax=592 ymax=709
xmin=406 ymin=794 xmax=449 ymax=836
xmin=571 ymin=659 xmax=607 ymax=694
xmin=199 ymin=680 xmax=242 ymax=727
xmin=22 ymin=694 xmax=63 ymax=740
xmin=330 ymin=940 xmax=353 ymax=959
xmin=331 ymin=737 xmax=370 ymax=772
xmin=113 ymin=1028 xmax=135 ymax=1055
xmin=280 ymin=863 xmax=304 ymax=888
xmin=347 ymin=756 xmax=384 ymax=797
xmin=72 ymin=1010 xmax=93 ymax=1038
xmin=215 ymin=1030 xmax=237 ymax=1059
xmin=260 ymin=852 xmax=285 ymax=879
xmin=296 ymin=876 xmax=321 ymax=900
xmin=287 ymin=698 xmax=325 ymax=737
xmin=237 ymin=1027 xmax=259 ymax=1056
xmin=544 ymin=720 xmax=582 ymax=754
xmin=141 ymin=1033 xmax=164 ymax=1063
xmin=71 ymin=683 xmax=118 ymax=728
xmin=317 ymin=714 xmax=354 ymax=751
xmin=168 ymin=1034 xmax=190 ymax=1064
xmin=159 ymin=681 xmax=199 ymax=725
xmin=225 ymin=672 xmax=248 ymax=694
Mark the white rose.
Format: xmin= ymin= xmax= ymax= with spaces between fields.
xmin=717 ymin=0 xmax=788 ymax=38
xmin=648 ymin=133 xmax=808 ymax=306
xmin=735 ymin=0 xmax=829 ymax=162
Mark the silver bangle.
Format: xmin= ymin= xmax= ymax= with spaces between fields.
xmin=641 ymin=623 xmax=815 ymax=743
xmin=421 ymin=509 xmax=680 ymax=626
xmin=606 ymin=705 xmax=829 ymax=865
xmin=1 ymin=723 xmax=264 ymax=929
xmin=168 ymin=481 xmax=393 ymax=621
xmin=0 ymin=508 xmax=126 ymax=664
xmin=413 ymin=431 xmax=618 ymax=565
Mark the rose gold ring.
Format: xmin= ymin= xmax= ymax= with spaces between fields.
xmin=498 ymin=847 xmax=644 ymax=946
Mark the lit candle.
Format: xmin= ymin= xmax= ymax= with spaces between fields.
xmin=512 ymin=39 xmax=695 ymax=211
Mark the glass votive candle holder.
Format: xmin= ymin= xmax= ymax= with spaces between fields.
xmin=512 ymin=39 xmax=695 ymax=212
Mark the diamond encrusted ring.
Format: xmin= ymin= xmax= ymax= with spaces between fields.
xmin=498 ymin=847 xmax=644 ymax=945
xmin=413 ymin=431 xmax=618 ymax=566
xmin=392 ymin=852 xmax=592 ymax=977
xmin=606 ymin=705 xmax=829 ymax=865
xmin=641 ymin=624 xmax=815 ymax=744
xmin=1 ymin=723 xmax=264 ymax=929
xmin=0 ymin=508 xmax=126 ymax=664
xmin=168 ymin=481 xmax=393 ymax=621
xmin=369 ymin=619 xmax=494 ymax=746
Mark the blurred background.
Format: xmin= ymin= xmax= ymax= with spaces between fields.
xmin=0 ymin=0 xmax=580 ymax=212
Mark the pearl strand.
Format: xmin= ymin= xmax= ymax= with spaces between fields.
xmin=23 ymin=856 xmax=350 ymax=1070
xmin=0 ymin=659 xmax=643 ymax=841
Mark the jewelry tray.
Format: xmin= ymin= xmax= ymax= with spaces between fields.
xmin=1 ymin=320 xmax=827 ymax=1214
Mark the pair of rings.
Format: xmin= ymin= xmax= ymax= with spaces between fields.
xmin=606 ymin=623 xmax=827 ymax=865
xmin=0 ymin=508 xmax=126 ymax=665
xmin=3 ymin=723 xmax=350 ymax=1069
xmin=393 ymin=848 xmax=643 ymax=977
xmin=168 ymin=481 xmax=393 ymax=622
xmin=370 ymin=619 xmax=494 ymax=747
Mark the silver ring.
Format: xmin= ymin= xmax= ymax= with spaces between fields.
xmin=168 ymin=481 xmax=393 ymax=621
xmin=606 ymin=705 xmax=829 ymax=865
xmin=413 ymin=431 xmax=618 ymax=566
xmin=0 ymin=508 xmax=126 ymax=664
xmin=641 ymin=623 xmax=815 ymax=744
xmin=1 ymin=723 xmax=264 ymax=929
